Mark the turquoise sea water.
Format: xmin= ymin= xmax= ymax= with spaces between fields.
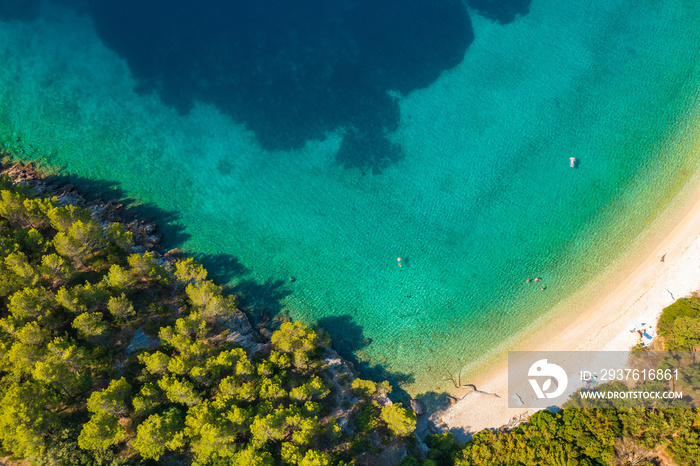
xmin=1 ymin=1 xmax=700 ymax=394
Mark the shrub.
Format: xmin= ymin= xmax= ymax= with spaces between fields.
xmin=381 ymin=403 xmax=416 ymax=437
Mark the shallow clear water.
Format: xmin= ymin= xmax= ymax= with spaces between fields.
xmin=1 ymin=0 xmax=699 ymax=394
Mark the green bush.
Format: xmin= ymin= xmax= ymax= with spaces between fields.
xmin=657 ymin=297 xmax=700 ymax=340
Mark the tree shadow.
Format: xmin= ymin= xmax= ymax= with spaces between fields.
xmin=0 ymin=0 xmax=41 ymax=22
xmin=84 ymin=0 xmax=475 ymax=174
xmin=466 ymin=0 xmax=531 ymax=24
xmin=317 ymin=314 xmax=415 ymax=402
xmin=418 ymin=390 xmax=455 ymax=414
xmin=9 ymin=0 xmax=534 ymax=174
xmin=413 ymin=389 xmax=502 ymax=442
xmin=447 ymin=425 xmax=479 ymax=443
xmin=41 ymin=172 xmax=190 ymax=248
xmin=231 ymin=277 xmax=292 ymax=325
xmin=335 ymin=126 xmax=403 ymax=175
xmin=0 ymin=0 xmax=89 ymax=22
xmin=193 ymin=253 xmax=249 ymax=284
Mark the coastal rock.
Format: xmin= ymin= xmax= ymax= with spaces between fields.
xmin=322 ymin=344 xmax=392 ymax=437
xmin=377 ymin=393 xmax=393 ymax=407
xmin=445 ymin=395 xmax=458 ymax=406
xmin=145 ymin=234 xmax=162 ymax=248
xmin=410 ymin=398 xmax=426 ymax=416
xmin=427 ymin=420 xmax=439 ymax=434
xmin=224 ymin=309 xmax=267 ymax=356
xmin=257 ymin=312 xmax=270 ymax=325
xmin=0 ymin=162 xmax=159 ymax=256
xmin=323 ymin=347 xmax=360 ymax=379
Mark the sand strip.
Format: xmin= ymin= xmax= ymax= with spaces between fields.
xmin=434 ymin=166 xmax=700 ymax=441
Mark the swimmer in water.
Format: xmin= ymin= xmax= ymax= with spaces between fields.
xmin=397 ymin=257 xmax=402 ymax=267
xmin=526 ymin=278 xmax=532 ymax=284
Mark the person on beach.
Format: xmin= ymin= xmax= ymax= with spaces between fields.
xmin=397 ymin=257 xmax=402 ymax=268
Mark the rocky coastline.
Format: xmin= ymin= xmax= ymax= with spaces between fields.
xmin=1 ymin=157 xmax=419 ymax=463
xmin=1 ymin=159 xmax=351 ymax=367
xmin=1 ymin=161 xmax=164 ymax=251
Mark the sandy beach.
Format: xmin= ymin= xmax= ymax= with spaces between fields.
xmin=433 ymin=166 xmax=700 ymax=441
